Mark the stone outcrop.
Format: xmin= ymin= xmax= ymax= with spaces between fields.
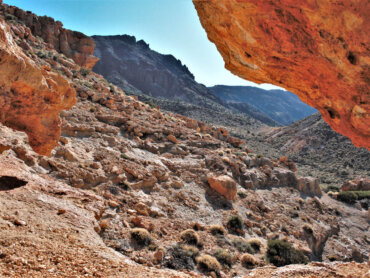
xmin=208 ymin=174 xmax=237 ymax=200
xmin=297 ymin=177 xmax=322 ymax=197
xmin=0 ymin=18 xmax=76 ymax=155
xmin=0 ymin=3 xmax=98 ymax=69
xmin=341 ymin=178 xmax=370 ymax=192
xmin=193 ymin=0 xmax=370 ymax=150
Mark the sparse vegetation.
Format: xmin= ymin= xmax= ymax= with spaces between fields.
xmin=180 ymin=229 xmax=199 ymax=245
xmin=196 ymin=254 xmax=221 ymax=275
xmin=79 ymin=67 xmax=91 ymax=77
xmin=247 ymin=238 xmax=263 ymax=253
xmin=213 ymin=249 xmax=234 ymax=267
xmin=164 ymin=244 xmax=199 ymax=270
xmin=232 ymin=238 xmax=254 ymax=254
xmin=226 ymin=214 xmax=243 ymax=233
xmin=130 ymin=228 xmax=151 ymax=246
xmin=36 ymin=50 xmax=47 ymax=59
xmin=337 ymin=191 xmax=370 ymax=204
xmin=209 ymin=225 xmax=226 ymax=236
xmin=302 ymin=224 xmax=313 ymax=234
xmin=241 ymin=253 xmax=257 ymax=269
xmin=266 ymin=239 xmax=308 ymax=266
xmin=237 ymin=191 xmax=247 ymax=198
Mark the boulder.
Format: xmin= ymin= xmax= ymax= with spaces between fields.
xmin=273 ymin=168 xmax=298 ymax=187
xmin=207 ymin=175 xmax=237 ymax=200
xmin=297 ymin=177 xmax=322 ymax=197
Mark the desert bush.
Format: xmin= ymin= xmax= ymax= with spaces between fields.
xmin=247 ymin=238 xmax=263 ymax=253
xmin=210 ymin=225 xmax=226 ymax=236
xmin=237 ymin=191 xmax=247 ymax=198
xmin=130 ymin=228 xmax=151 ymax=246
xmin=241 ymin=253 xmax=257 ymax=269
xmin=232 ymin=238 xmax=254 ymax=254
xmin=324 ymin=185 xmax=340 ymax=193
xmin=180 ymin=229 xmax=199 ymax=245
xmin=36 ymin=50 xmax=47 ymax=59
xmin=196 ymin=254 xmax=221 ymax=274
xmin=302 ymin=224 xmax=313 ymax=234
xmin=79 ymin=67 xmax=91 ymax=77
xmin=337 ymin=191 xmax=358 ymax=204
xmin=164 ymin=244 xmax=199 ymax=270
xmin=266 ymin=239 xmax=308 ymax=266
xmin=213 ymin=249 xmax=234 ymax=267
xmin=337 ymin=191 xmax=370 ymax=204
xmin=227 ymin=214 xmax=243 ymax=233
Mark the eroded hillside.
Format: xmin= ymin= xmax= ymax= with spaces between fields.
xmin=0 ymin=2 xmax=369 ymax=278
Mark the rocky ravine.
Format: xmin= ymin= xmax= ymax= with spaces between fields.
xmin=0 ymin=2 xmax=369 ymax=278
xmin=193 ymin=0 xmax=370 ymax=150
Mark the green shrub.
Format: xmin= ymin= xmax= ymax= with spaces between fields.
xmin=180 ymin=229 xmax=199 ymax=245
xmin=213 ymin=249 xmax=234 ymax=267
xmin=232 ymin=238 xmax=254 ymax=254
xmin=356 ymin=191 xmax=370 ymax=200
xmin=324 ymin=185 xmax=340 ymax=193
xmin=266 ymin=239 xmax=308 ymax=266
xmin=336 ymin=191 xmax=370 ymax=204
xmin=227 ymin=215 xmax=243 ymax=233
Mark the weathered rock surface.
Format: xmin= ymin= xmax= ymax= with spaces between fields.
xmin=193 ymin=0 xmax=370 ymax=149
xmin=0 ymin=18 xmax=76 ymax=155
xmin=208 ymin=174 xmax=237 ymax=200
xmin=341 ymin=178 xmax=370 ymax=192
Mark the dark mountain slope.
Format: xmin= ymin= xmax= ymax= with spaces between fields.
xmin=92 ymin=35 xmax=222 ymax=108
xmin=210 ymin=85 xmax=317 ymax=125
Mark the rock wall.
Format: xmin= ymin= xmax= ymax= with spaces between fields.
xmin=0 ymin=18 xmax=76 ymax=155
xmin=1 ymin=3 xmax=98 ymax=69
xmin=193 ymin=0 xmax=370 ymax=150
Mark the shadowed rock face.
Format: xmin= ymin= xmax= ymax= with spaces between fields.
xmin=193 ymin=0 xmax=370 ymax=150
xmin=0 ymin=18 xmax=76 ymax=155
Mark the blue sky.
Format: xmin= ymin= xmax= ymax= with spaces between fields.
xmin=4 ymin=0 xmax=281 ymax=89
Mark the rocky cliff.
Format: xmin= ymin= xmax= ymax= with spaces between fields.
xmin=0 ymin=17 xmax=76 ymax=155
xmin=1 ymin=3 xmax=98 ymax=69
xmin=93 ymin=35 xmax=220 ymax=107
xmin=0 ymin=2 xmax=100 ymax=155
xmin=193 ymin=0 xmax=370 ymax=150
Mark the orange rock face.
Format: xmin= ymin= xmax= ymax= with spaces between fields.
xmin=193 ymin=0 xmax=370 ymax=150
xmin=208 ymin=174 xmax=237 ymax=200
xmin=0 ymin=19 xmax=76 ymax=155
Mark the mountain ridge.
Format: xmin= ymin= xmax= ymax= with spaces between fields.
xmin=209 ymin=85 xmax=317 ymax=125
